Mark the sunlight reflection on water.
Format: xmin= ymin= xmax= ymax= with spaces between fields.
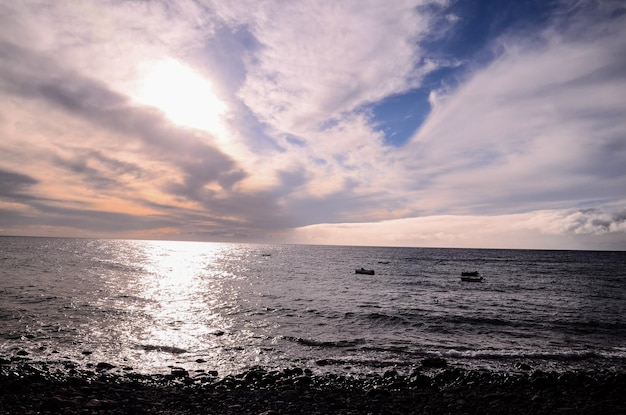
xmin=123 ymin=241 xmax=239 ymax=371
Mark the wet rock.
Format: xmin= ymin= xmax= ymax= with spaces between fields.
xmin=96 ymin=362 xmax=115 ymax=370
xmin=244 ymin=368 xmax=269 ymax=385
xmin=67 ymin=376 xmax=89 ymax=387
xmin=63 ymin=361 xmax=76 ymax=369
xmin=366 ymin=387 xmax=391 ymax=399
xmin=421 ymin=357 xmax=447 ymax=368
xmin=81 ymin=350 xmax=92 ymax=355
xmin=293 ymin=375 xmax=312 ymax=389
xmin=2 ymin=361 xmax=626 ymax=415
xmin=40 ymin=396 xmax=77 ymax=411
xmin=85 ymin=398 xmax=118 ymax=409
xmin=383 ymin=369 xmax=399 ymax=378
xmin=16 ymin=350 xmax=28 ymax=356
xmin=280 ymin=389 xmax=299 ymax=400
xmin=170 ymin=367 xmax=189 ymax=378
xmin=410 ymin=372 xmax=432 ymax=388
xmin=195 ymin=358 xmax=207 ymax=363
xmin=257 ymin=373 xmax=276 ymax=387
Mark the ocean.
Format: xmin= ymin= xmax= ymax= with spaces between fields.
xmin=1 ymin=236 xmax=625 ymax=377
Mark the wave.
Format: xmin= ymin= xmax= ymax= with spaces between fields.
xmin=93 ymin=258 xmax=145 ymax=274
xmin=282 ymin=336 xmax=364 ymax=348
xmin=444 ymin=315 xmax=515 ymax=327
xmin=441 ymin=348 xmax=624 ymax=362
xmin=561 ymin=319 xmax=626 ymax=333
xmin=364 ymin=312 xmax=410 ymax=326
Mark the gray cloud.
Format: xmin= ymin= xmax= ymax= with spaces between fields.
xmin=51 ymin=149 xmax=144 ymax=191
xmin=0 ymin=169 xmax=38 ymax=199
xmin=554 ymin=208 xmax=626 ymax=235
xmin=0 ymin=199 xmax=178 ymax=236
xmin=0 ymin=40 xmax=301 ymax=237
xmin=0 ymin=41 xmax=244 ymax=189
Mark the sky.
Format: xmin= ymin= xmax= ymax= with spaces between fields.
xmin=1 ymin=0 xmax=625 ymax=251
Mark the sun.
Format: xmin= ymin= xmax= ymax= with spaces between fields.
xmin=134 ymin=58 xmax=227 ymax=135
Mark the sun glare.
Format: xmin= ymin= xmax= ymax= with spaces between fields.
xmin=135 ymin=58 xmax=227 ymax=135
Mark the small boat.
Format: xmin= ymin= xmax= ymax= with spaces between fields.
xmin=377 ymin=261 xmax=390 ymax=264
xmin=355 ymin=268 xmax=375 ymax=275
xmin=460 ymin=271 xmax=483 ymax=282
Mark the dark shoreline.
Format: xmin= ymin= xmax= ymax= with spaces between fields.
xmin=2 ymin=359 xmax=625 ymax=414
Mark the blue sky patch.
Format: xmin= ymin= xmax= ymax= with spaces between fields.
xmin=369 ymin=89 xmax=431 ymax=147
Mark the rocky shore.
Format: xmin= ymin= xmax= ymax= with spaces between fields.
xmin=2 ymin=357 xmax=625 ymax=414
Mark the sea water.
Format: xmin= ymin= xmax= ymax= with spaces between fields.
xmin=1 ymin=236 xmax=625 ymax=376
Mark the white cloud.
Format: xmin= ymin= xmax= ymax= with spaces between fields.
xmin=218 ymin=0 xmax=438 ymax=133
xmin=402 ymin=9 xmax=626 ymax=215
xmin=200 ymin=0 xmax=448 ymax=207
xmin=0 ymin=1 xmax=215 ymax=94
xmin=288 ymin=208 xmax=626 ymax=250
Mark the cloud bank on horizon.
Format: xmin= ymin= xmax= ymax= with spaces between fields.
xmin=0 ymin=0 xmax=625 ymax=250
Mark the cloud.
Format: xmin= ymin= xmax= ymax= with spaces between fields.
xmin=0 ymin=0 xmax=624 ymax=249
xmin=216 ymin=0 xmax=440 ymax=131
xmin=0 ymin=40 xmax=244 ymax=186
xmin=0 ymin=38 xmax=297 ymax=238
xmin=185 ymin=1 xmax=455 ymax=224
xmin=0 ymin=169 xmax=38 ymax=199
xmin=521 ymin=208 xmax=626 ymax=236
xmin=51 ymin=149 xmax=144 ymax=191
xmin=402 ymin=3 xmax=626 ymax=215
xmin=289 ymin=208 xmax=626 ymax=250
xmin=0 ymin=1 xmax=214 ymax=87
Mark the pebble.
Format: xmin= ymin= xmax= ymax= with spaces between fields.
xmin=171 ymin=367 xmax=189 ymax=378
xmin=1 ymin=358 xmax=625 ymax=414
xmin=421 ymin=357 xmax=447 ymax=368
xmin=96 ymin=362 xmax=115 ymax=370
